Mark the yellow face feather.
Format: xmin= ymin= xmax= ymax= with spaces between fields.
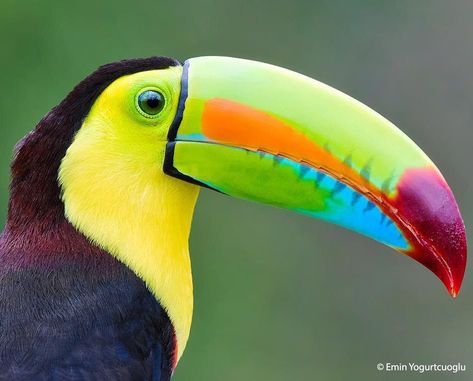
xmin=58 ymin=67 xmax=199 ymax=361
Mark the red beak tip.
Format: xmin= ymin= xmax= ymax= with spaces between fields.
xmin=441 ymin=266 xmax=464 ymax=298
xmin=393 ymin=167 xmax=467 ymax=299
xmin=447 ymin=283 xmax=459 ymax=298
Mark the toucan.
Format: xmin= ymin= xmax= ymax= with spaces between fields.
xmin=0 ymin=56 xmax=467 ymax=380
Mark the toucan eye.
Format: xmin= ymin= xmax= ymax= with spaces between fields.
xmin=137 ymin=90 xmax=165 ymax=117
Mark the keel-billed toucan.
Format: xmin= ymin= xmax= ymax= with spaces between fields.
xmin=0 ymin=56 xmax=467 ymax=380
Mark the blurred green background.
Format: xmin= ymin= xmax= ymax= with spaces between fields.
xmin=1 ymin=1 xmax=472 ymax=380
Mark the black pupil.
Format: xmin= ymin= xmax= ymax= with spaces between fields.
xmin=138 ymin=90 xmax=164 ymax=115
xmin=146 ymin=95 xmax=160 ymax=108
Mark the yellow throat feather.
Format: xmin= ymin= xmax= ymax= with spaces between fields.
xmin=58 ymin=67 xmax=199 ymax=361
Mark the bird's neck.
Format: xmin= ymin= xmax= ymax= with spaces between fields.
xmin=58 ymin=131 xmax=200 ymax=362
xmin=4 ymin=116 xmax=200 ymax=363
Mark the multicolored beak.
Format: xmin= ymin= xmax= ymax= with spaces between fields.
xmin=164 ymin=56 xmax=467 ymax=296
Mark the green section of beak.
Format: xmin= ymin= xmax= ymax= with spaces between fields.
xmin=164 ymin=56 xmax=467 ymax=296
xmin=170 ymin=140 xmax=410 ymax=250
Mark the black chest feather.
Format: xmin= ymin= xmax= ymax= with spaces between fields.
xmin=0 ymin=250 xmax=175 ymax=381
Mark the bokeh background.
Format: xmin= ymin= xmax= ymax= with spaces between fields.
xmin=1 ymin=1 xmax=472 ymax=380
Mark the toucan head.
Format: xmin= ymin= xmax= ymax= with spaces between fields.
xmin=25 ymin=56 xmax=466 ymax=363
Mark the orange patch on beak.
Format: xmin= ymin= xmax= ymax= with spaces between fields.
xmin=201 ymin=98 xmax=380 ymax=198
